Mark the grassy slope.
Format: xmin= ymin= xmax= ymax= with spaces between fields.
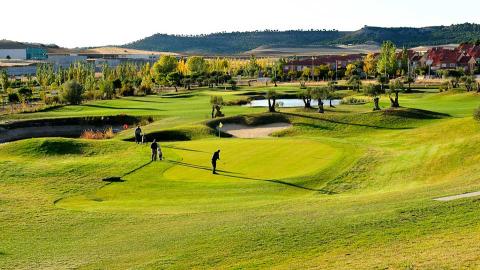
xmin=2 ymin=88 xmax=480 ymax=269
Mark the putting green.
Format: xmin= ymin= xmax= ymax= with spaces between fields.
xmin=56 ymin=138 xmax=343 ymax=214
xmin=164 ymin=138 xmax=339 ymax=181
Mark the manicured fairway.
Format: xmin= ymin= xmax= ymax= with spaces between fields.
xmin=2 ymin=87 xmax=480 ymax=269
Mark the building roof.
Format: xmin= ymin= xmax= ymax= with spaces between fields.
xmin=287 ymin=54 xmax=364 ymax=66
xmin=427 ymin=47 xmax=462 ymax=65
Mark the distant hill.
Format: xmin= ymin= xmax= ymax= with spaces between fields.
xmin=0 ymin=39 xmax=58 ymax=50
xmin=123 ymin=23 xmax=480 ymax=55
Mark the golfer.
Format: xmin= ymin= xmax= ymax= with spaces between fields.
xmin=150 ymin=139 xmax=158 ymax=161
xmin=211 ymin=150 xmax=220 ymax=174
xmin=135 ymin=126 xmax=142 ymax=144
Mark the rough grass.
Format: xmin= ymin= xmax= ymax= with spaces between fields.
xmin=3 ymin=87 xmax=480 ymax=269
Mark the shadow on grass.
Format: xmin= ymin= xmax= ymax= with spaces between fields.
xmin=165 ymin=160 xmax=241 ymax=174
xmin=81 ymin=104 xmax=162 ymax=111
xmin=283 ymin=112 xmax=412 ymax=130
xmin=121 ymin=98 xmax=167 ymax=104
xmin=102 ymin=161 xmax=153 ymax=183
xmin=163 ymin=145 xmax=209 ymax=153
xmin=165 ymin=159 xmax=334 ymax=194
xmin=217 ymin=172 xmax=336 ymax=194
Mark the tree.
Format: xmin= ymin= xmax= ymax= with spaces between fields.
xmin=228 ymin=79 xmax=237 ymax=90
xmin=266 ymin=89 xmax=277 ymax=112
xmin=246 ymin=55 xmax=260 ymax=77
xmin=461 ymin=75 xmax=476 ymax=91
xmin=387 ymin=79 xmax=404 ymax=107
xmin=399 ymin=47 xmax=409 ymax=75
xmin=363 ymin=53 xmax=378 ymax=78
xmin=345 ymin=63 xmax=357 ymax=78
xmin=287 ymin=70 xmax=297 ymax=81
xmin=99 ymin=80 xmax=114 ymax=99
xmin=347 ymin=75 xmax=362 ymax=92
xmin=327 ymin=81 xmax=337 ymax=107
xmin=166 ymin=72 xmax=182 ymax=91
xmin=377 ymin=75 xmax=390 ymax=92
xmin=186 ymin=56 xmax=208 ymax=75
xmin=299 ymin=88 xmax=313 ymax=108
xmin=312 ymin=87 xmax=328 ymax=113
xmin=403 ymin=76 xmax=415 ymax=92
xmin=376 ymin=41 xmax=397 ymax=77
xmin=181 ymin=77 xmax=192 ymax=90
xmin=61 ymin=80 xmax=84 ymax=105
xmin=0 ymin=69 xmax=9 ymax=93
xmin=363 ymin=84 xmax=382 ymax=111
xmin=448 ymin=68 xmax=464 ymax=88
xmin=210 ymin=95 xmax=224 ymax=118
xmin=302 ymin=67 xmax=311 ymax=81
xmin=152 ymin=55 xmax=178 ymax=83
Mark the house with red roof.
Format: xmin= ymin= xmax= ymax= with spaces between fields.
xmin=422 ymin=47 xmax=476 ymax=72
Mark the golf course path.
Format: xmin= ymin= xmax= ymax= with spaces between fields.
xmin=434 ymin=191 xmax=480 ymax=201
xmin=222 ymin=123 xmax=292 ymax=138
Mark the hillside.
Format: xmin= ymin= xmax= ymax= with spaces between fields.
xmin=123 ymin=23 xmax=480 ymax=55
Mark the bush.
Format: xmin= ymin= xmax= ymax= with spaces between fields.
xmin=474 ymin=106 xmax=480 ymax=122
xmin=341 ymin=97 xmax=367 ymax=105
xmin=44 ymin=95 xmax=60 ymax=105
xmin=80 ymin=128 xmax=114 ymax=140
xmin=61 ymin=80 xmax=84 ymax=105
xmin=119 ymin=83 xmax=134 ymax=96
xmin=7 ymin=92 xmax=20 ymax=103
xmin=228 ymin=79 xmax=237 ymax=90
xmin=138 ymin=84 xmax=152 ymax=95
xmin=18 ymin=86 xmax=32 ymax=101
xmin=112 ymin=79 xmax=122 ymax=89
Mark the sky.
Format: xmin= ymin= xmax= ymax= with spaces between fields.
xmin=2 ymin=0 xmax=480 ymax=48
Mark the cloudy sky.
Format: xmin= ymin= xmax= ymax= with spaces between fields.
xmin=1 ymin=0 xmax=480 ymax=48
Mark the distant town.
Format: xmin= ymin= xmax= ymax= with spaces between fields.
xmin=1 ymin=39 xmax=480 ymax=81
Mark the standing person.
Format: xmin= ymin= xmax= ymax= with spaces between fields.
xmin=135 ymin=126 xmax=142 ymax=144
xmin=211 ymin=150 xmax=220 ymax=174
xmin=157 ymin=144 xmax=163 ymax=161
xmin=150 ymin=139 xmax=158 ymax=161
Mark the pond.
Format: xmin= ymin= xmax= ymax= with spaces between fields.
xmin=245 ymin=99 xmax=342 ymax=108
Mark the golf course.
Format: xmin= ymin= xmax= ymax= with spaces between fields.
xmin=2 ymin=85 xmax=480 ymax=269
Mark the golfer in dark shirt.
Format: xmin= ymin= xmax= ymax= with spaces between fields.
xmin=135 ymin=126 xmax=142 ymax=144
xmin=151 ymin=140 xmax=158 ymax=161
xmin=212 ymin=150 xmax=220 ymax=174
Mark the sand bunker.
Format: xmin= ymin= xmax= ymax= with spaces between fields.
xmin=221 ymin=123 xmax=292 ymax=138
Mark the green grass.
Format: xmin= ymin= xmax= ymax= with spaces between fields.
xmin=2 ymin=86 xmax=480 ymax=269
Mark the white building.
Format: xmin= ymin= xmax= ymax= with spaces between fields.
xmin=47 ymin=54 xmax=88 ymax=68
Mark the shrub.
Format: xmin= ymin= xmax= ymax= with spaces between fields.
xmin=112 ymin=79 xmax=122 ymax=89
xmin=341 ymin=97 xmax=367 ymax=105
xmin=7 ymin=92 xmax=20 ymax=103
xmin=18 ymin=86 xmax=32 ymax=101
xmin=119 ymin=83 xmax=134 ymax=96
xmin=138 ymin=84 xmax=152 ymax=95
xmin=474 ymin=106 xmax=480 ymax=122
xmin=80 ymin=128 xmax=114 ymax=140
xmin=61 ymin=80 xmax=84 ymax=105
xmin=44 ymin=95 xmax=60 ymax=105
xmin=228 ymin=79 xmax=237 ymax=90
